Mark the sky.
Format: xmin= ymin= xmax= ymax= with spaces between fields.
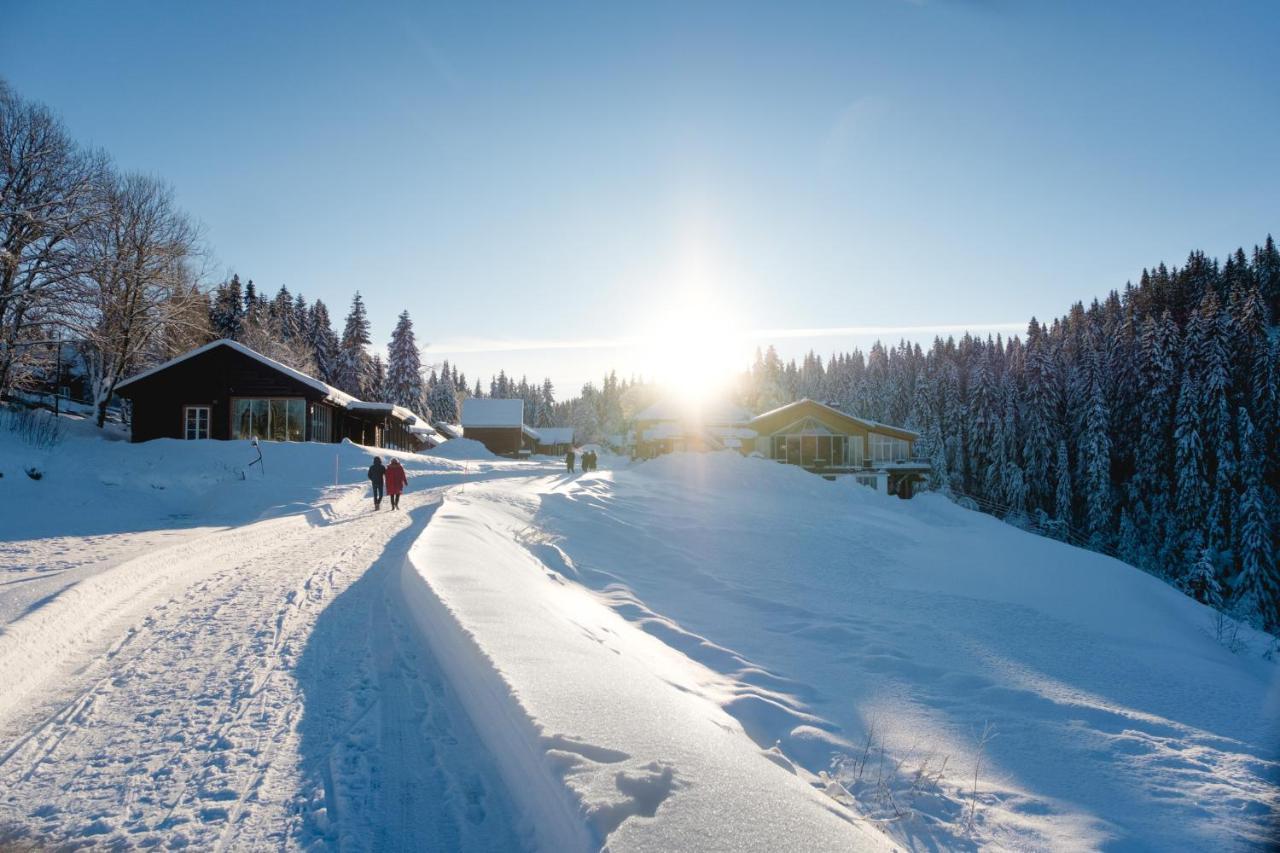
xmin=4 ymin=1 xmax=1278 ymax=395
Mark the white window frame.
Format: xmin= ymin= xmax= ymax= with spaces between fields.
xmin=183 ymin=405 xmax=210 ymax=440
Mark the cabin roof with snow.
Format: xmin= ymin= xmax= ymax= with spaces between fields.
xmin=433 ymin=421 xmax=464 ymax=439
xmin=749 ymin=398 xmax=919 ymax=441
xmin=534 ymin=427 xmax=574 ymax=445
xmin=461 ymin=398 xmax=525 ymax=428
xmin=633 ymin=400 xmax=751 ymax=425
xmin=116 ymin=339 xmax=357 ymax=408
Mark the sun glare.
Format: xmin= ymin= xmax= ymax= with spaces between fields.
xmin=640 ymin=291 xmax=747 ymax=406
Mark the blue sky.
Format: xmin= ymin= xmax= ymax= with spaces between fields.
xmin=5 ymin=1 xmax=1278 ymax=393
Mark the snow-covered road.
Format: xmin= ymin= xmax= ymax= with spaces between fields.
xmin=0 ymin=478 xmax=527 ymax=850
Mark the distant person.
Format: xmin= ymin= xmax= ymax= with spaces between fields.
xmin=585 ymin=450 xmax=597 ymax=472
xmin=566 ymin=449 xmax=576 ymax=473
xmin=368 ymin=456 xmax=386 ymax=510
xmin=385 ymin=458 xmax=407 ymax=510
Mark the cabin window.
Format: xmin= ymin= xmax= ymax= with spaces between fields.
xmin=870 ymin=434 xmax=910 ymax=464
xmin=232 ymin=398 xmax=307 ymax=441
xmin=309 ymin=403 xmax=333 ymax=442
xmin=183 ymin=405 xmax=210 ymax=440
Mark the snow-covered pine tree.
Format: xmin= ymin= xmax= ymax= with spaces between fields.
xmin=368 ymin=355 xmax=387 ymax=403
xmin=1053 ymin=440 xmax=1073 ymax=537
xmin=1184 ymin=547 xmax=1223 ymax=609
xmin=306 ymin=300 xmax=340 ymax=385
xmin=1081 ymin=341 xmax=1114 ymax=548
xmin=428 ymin=369 xmax=459 ymax=424
xmin=1232 ymin=408 xmax=1277 ymax=629
xmin=386 ymin=310 xmax=426 ymax=414
xmin=335 ymin=292 xmax=375 ymax=399
xmin=1021 ymin=322 xmax=1060 ymax=512
xmin=209 ymin=274 xmax=245 ymax=340
xmin=537 ymin=378 xmax=556 ymax=427
xmin=1173 ymin=370 xmax=1209 ymax=566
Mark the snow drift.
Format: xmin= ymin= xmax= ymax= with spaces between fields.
xmin=413 ymin=451 xmax=1280 ymax=850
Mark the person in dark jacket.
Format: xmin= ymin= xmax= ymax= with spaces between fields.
xmin=566 ymin=449 xmax=576 ymax=473
xmin=385 ymin=458 xmax=407 ymax=510
xmin=368 ymin=457 xmax=386 ymax=509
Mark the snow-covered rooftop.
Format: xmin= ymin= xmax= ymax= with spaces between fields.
xmin=433 ymin=422 xmax=464 ymax=439
xmin=633 ymin=400 xmax=751 ymax=424
xmin=533 ymin=427 xmax=574 ymax=445
xmin=750 ymin=398 xmax=919 ymax=439
xmin=461 ymin=398 xmax=525 ymax=427
xmin=346 ymin=400 xmax=426 ymax=425
xmin=115 ymin=339 xmax=357 ymax=408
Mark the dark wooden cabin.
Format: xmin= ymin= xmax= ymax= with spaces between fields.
xmin=460 ymin=398 xmax=538 ymax=457
xmin=114 ymin=339 xmax=424 ymax=451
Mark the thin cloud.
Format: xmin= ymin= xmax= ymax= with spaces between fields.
xmin=754 ymin=322 xmax=1025 ymax=339
xmin=422 ymin=322 xmax=1026 ymax=355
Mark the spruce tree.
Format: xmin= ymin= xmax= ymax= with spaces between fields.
xmin=428 ymin=369 xmax=459 ymax=424
xmin=386 ymin=310 xmax=426 ymax=414
xmin=335 ymin=292 xmax=375 ymax=398
xmin=1233 ymin=408 xmax=1276 ymax=629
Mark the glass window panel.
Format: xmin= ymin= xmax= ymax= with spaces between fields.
xmin=270 ymin=400 xmax=288 ymax=441
xmin=287 ymin=399 xmax=305 ymax=441
xmin=251 ymin=399 xmax=269 ymax=439
xmin=233 ymin=400 xmax=251 ymax=439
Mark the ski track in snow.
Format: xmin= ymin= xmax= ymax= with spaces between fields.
xmin=0 ymin=477 xmax=528 ymax=851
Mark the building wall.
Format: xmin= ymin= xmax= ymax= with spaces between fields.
xmin=123 ymin=346 xmax=324 ymax=442
xmin=465 ymin=426 xmax=525 ymax=456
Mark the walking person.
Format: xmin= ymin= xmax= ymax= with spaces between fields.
xmin=566 ymin=448 xmax=576 ymax=473
xmin=368 ymin=456 xmax=386 ymax=510
xmin=385 ymin=457 xmax=407 ymax=510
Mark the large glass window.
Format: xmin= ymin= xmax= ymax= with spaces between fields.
xmin=309 ymin=403 xmax=332 ymax=442
xmin=251 ymin=399 xmax=269 ymax=439
xmin=870 ymin=434 xmax=909 ymax=463
xmin=287 ymin=399 xmax=305 ymax=441
xmin=234 ymin=399 xmax=252 ymax=438
xmin=232 ymin=398 xmax=308 ymax=442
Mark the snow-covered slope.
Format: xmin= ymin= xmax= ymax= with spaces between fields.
xmin=0 ymin=413 xmax=547 ymax=849
xmin=411 ymin=452 xmax=1279 ymax=850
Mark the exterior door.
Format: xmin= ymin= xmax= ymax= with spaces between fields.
xmin=183 ymin=405 xmax=210 ymax=440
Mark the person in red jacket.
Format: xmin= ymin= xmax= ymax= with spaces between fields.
xmin=384 ymin=457 xmax=407 ymax=510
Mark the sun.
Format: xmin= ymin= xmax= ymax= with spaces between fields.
xmin=640 ymin=291 xmax=747 ymax=405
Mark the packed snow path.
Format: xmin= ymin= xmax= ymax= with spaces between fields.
xmin=0 ymin=479 xmax=527 ymax=850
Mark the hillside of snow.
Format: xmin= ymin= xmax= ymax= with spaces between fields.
xmin=413 ymin=452 xmax=1279 ymax=850
xmin=2 ymin=413 xmax=1275 ymax=850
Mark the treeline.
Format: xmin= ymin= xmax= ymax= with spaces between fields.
xmin=206 ymin=274 xmax=595 ymax=428
xmin=0 ymin=81 xmax=208 ymax=426
xmin=736 ymin=241 xmax=1280 ymax=632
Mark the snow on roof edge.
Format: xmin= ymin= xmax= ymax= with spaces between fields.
xmin=749 ymin=398 xmax=919 ymax=438
xmin=116 ymin=339 xmax=357 ymax=408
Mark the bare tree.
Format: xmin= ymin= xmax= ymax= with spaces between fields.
xmin=68 ymin=171 xmax=202 ymax=426
xmin=0 ymin=79 xmax=106 ymax=395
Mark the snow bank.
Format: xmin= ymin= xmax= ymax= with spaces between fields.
xmin=423 ymin=437 xmax=498 ymax=460
xmin=486 ymin=452 xmax=1278 ymax=850
xmin=402 ymin=483 xmax=889 ymax=851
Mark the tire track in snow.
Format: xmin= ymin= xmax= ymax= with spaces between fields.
xmin=0 ymin=482 xmax=528 ymax=850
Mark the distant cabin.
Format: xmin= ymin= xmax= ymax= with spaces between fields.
xmin=114 ymin=339 xmax=429 ymax=451
xmin=632 ymin=400 xmax=755 ymax=459
xmin=749 ymin=399 xmax=928 ymax=496
xmin=533 ymin=426 xmax=574 ymax=456
xmin=461 ymin=398 xmax=538 ymax=457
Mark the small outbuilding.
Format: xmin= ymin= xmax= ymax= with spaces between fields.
xmin=460 ymin=398 xmax=538 ymax=457
xmin=533 ymin=426 xmax=575 ymax=456
xmin=114 ymin=339 xmax=426 ymax=451
xmin=632 ymin=400 xmax=755 ymax=459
